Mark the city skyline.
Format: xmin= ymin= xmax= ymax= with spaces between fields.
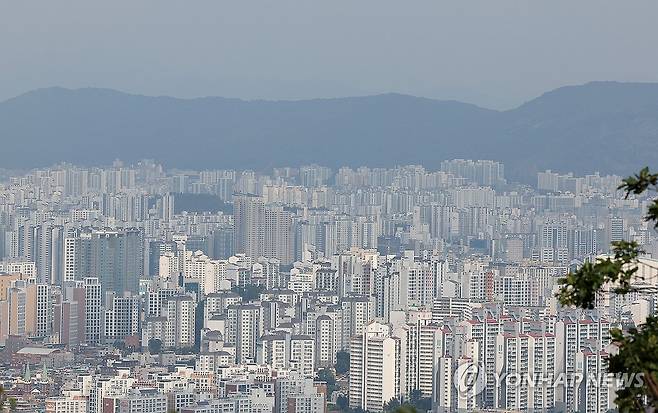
xmin=0 ymin=158 xmax=655 ymax=412
xmin=2 ymin=2 xmax=658 ymax=411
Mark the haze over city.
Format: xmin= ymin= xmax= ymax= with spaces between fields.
xmin=2 ymin=1 xmax=658 ymax=108
xmin=1 ymin=2 xmax=658 ymax=413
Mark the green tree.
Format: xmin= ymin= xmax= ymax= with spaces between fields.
xmin=8 ymin=397 xmax=17 ymax=411
xmin=384 ymin=397 xmax=401 ymax=413
xmin=557 ymin=167 xmax=658 ymax=412
xmin=386 ymin=400 xmax=417 ymax=413
xmin=335 ymin=394 xmax=349 ymax=411
xmin=0 ymin=385 xmax=5 ymax=410
xmin=316 ymin=368 xmax=338 ymax=396
xmin=148 ymin=338 xmax=163 ymax=354
xmin=335 ymin=350 xmax=350 ymax=375
xmin=407 ymin=390 xmax=431 ymax=412
xmin=408 ymin=389 xmax=422 ymax=404
xmin=395 ymin=406 xmax=418 ymax=413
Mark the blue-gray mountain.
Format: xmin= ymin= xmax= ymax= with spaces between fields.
xmin=1 ymin=81 xmax=657 ymax=181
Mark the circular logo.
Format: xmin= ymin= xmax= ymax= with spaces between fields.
xmin=453 ymin=361 xmax=485 ymax=396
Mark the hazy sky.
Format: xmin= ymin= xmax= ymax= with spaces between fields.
xmin=1 ymin=0 xmax=657 ymax=109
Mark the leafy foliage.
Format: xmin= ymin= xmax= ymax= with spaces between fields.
xmin=408 ymin=390 xmax=431 ymax=412
xmin=557 ymin=167 xmax=658 ymax=412
xmin=336 ymin=395 xmax=349 ymax=411
xmin=383 ymin=392 xmax=430 ymax=413
xmin=393 ymin=406 xmax=418 ymax=413
xmin=316 ymin=368 xmax=338 ymax=397
xmin=557 ymin=240 xmax=642 ymax=309
xmin=609 ymin=317 xmax=658 ymax=411
xmin=619 ymin=167 xmax=658 ymax=197
xmin=335 ymin=351 xmax=350 ymax=375
xmin=619 ymin=167 xmax=658 ymax=228
xmin=384 ymin=398 xmax=418 ymax=413
xmin=384 ymin=398 xmax=401 ymax=412
xmin=648 ymin=200 xmax=658 ymax=229
xmin=148 ymin=338 xmax=163 ymax=354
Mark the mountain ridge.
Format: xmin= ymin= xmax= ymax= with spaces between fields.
xmin=1 ymin=81 xmax=657 ymax=181
xmin=3 ymin=87 xmax=495 ymax=109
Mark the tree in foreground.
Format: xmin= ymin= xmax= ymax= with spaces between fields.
xmin=557 ymin=167 xmax=658 ymax=412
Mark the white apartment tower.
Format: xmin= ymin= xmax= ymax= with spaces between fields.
xmin=164 ymin=295 xmax=196 ymax=348
xmin=28 ymin=283 xmax=53 ymax=337
xmin=184 ymin=250 xmax=228 ymax=295
xmin=314 ymin=314 xmax=337 ymax=368
xmin=158 ymin=252 xmax=180 ymax=281
xmin=349 ymin=321 xmax=400 ymax=412
xmin=555 ymin=316 xmax=611 ymax=412
xmin=226 ymin=303 xmax=262 ymax=364
xmin=397 ymin=317 xmax=444 ymax=399
xmin=104 ymin=293 xmax=140 ymax=343
xmin=84 ymin=278 xmax=103 ymax=345
xmin=576 ymin=349 xmax=612 ymax=413
xmin=290 ymin=335 xmax=315 ymax=377
xmin=495 ymin=333 xmax=556 ymax=411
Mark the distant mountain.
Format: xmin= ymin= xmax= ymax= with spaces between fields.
xmin=1 ymin=81 xmax=657 ymax=181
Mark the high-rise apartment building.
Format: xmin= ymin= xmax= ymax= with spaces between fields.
xmin=440 ymin=159 xmax=505 ymax=187
xmin=232 ymin=194 xmax=295 ymax=264
xmin=29 ymin=283 xmax=52 ymax=337
xmin=163 ymin=295 xmax=196 ymax=349
xmin=575 ymin=348 xmax=612 ymax=413
xmin=264 ymin=205 xmax=294 ymax=265
xmin=53 ymin=297 xmax=80 ymax=348
xmin=275 ymin=372 xmax=326 ymax=413
xmin=395 ymin=315 xmax=444 ymax=399
xmin=555 ymin=316 xmax=611 ymax=412
xmin=609 ymin=217 xmax=625 ymax=243
xmin=72 ymin=228 xmax=144 ymax=294
xmin=104 ymin=293 xmax=140 ymax=343
xmin=495 ymin=332 xmax=556 ymax=411
xmin=184 ymin=250 xmax=227 ymax=295
xmin=226 ymin=303 xmax=262 ymax=364
xmin=84 ymin=277 xmax=103 ymax=345
xmin=289 ymin=335 xmax=315 ymax=377
xmin=349 ymin=321 xmax=400 ymax=412
xmin=233 ymin=194 xmax=265 ymax=259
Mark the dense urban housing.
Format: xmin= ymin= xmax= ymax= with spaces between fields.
xmin=0 ymin=160 xmax=655 ymax=412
